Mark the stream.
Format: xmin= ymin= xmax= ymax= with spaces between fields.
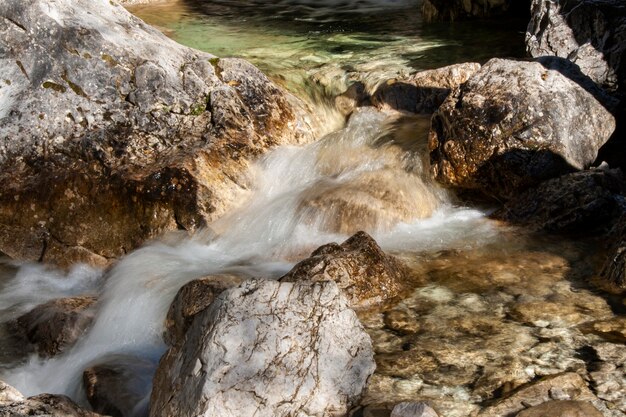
xmin=0 ymin=1 xmax=624 ymax=416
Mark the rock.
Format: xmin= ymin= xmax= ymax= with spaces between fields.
xmin=421 ymin=0 xmax=525 ymax=21
xmin=429 ymin=58 xmax=616 ymax=200
xmin=150 ymin=279 xmax=376 ymax=417
xmin=372 ymin=63 xmax=481 ymax=114
xmin=83 ymin=355 xmax=155 ymax=417
xmin=0 ymin=0 xmax=317 ymax=267
xmin=391 ymin=402 xmax=439 ymax=417
xmin=526 ymin=0 xmax=626 ymax=94
xmin=492 ymin=169 xmax=626 ymax=234
xmin=280 ymin=231 xmax=407 ymax=309
xmin=515 ymin=400 xmax=603 ymax=417
xmin=0 ymin=381 xmax=102 ymax=416
xmin=10 ymin=296 xmax=97 ymax=357
xmin=476 ymin=373 xmax=608 ymax=417
xmin=599 ymin=215 xmax=626 ymax=293
xmin=579 ymin=317 xmax=626 ymax=343
xmin=163 ymin=274 xmax=243 ymax=346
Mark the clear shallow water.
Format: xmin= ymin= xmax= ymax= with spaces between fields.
xmin=0 ymin=2 xmax=623 ymax=417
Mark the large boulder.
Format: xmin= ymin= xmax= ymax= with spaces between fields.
xmin=526 ymin=0 xmax=626 ymax=95
xmin=492 ymin=168 xmax=626 ymax=234
xmin=429 ymin=58 xmax=615 ymax=200
xmin=150 ymin=279 xmax=375 ymax=417
xmin=280 ymin=231 xmax=408 ymax=309
xmin=10 ymin=296 xmax=97 ymax=357
xmin=0 ymin=0 xmax=317 ymax=267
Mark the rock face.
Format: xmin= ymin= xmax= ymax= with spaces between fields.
xmin=492 ymin=168 xmax=626 ymax=234
xmin=10 ymin=296 xmax=97 ymax=357
xmin=599 ymin=215 xmax=626 ymax=293
xmin=371 ymin=63 xmax=481 ymax=114
xmin=83 ymin=355 xmax=155 ymax=417
xmin=526 ymin=0 xmax=626 ymax=94
xmin=421 ymin=0 xmax=526 ymax=22
xmin=280 ymin=231 xmax=407 ymax=309
xmin=515 ymin=401 xmax=603 ymax=417
xmin=150 ymin=279 xmax=375 ymax=417
xmin=0 ymin=0 xmax=316 ymax=267
xmin=429 ymin=58 xmax=615 ymax=200
xmin=163 ymin=274 xmax=243 ymax=346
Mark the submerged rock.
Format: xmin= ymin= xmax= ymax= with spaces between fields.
xmin=83 ymin=355 xmax=155 ymax=417
xmin=10 ymin=296 xmax=97 ymax=357
xmin=150 ymin=279 xmax=375 ymax=417
xmin=429 ymin=58 xmax=615 ymax=200
xmin=0 ymin=0 xmax=317 ymax=267
xmin=280 ymin=231 xmax=408 ymax=308
xmin=372 ymin=63 xmax=481 ymax=114
xmin=163 ymin=274 xmax=243 ymax=346
xmin=492 ymin=169 xmax=626 ymax=234
xmin=526 ymin=0 xmax=626 ymax=94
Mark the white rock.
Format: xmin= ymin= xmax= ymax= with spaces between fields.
xmin=391 ymin=402 xmax=439 ymax=417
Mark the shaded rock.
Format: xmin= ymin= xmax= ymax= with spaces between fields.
xmin=335 ymin=82 xmax=370 ymax=116
xmin=599 ymin=215 xmax=626 ymax=293
xmin=280 ymin=231 xmax=407 ymax=309
xmin=0 ymin=0 xmax=317 ymax=267
xmin=372 ymin=63 xmax=481 ymax=114
xmin=526 ymin=0 xmax=626 ymax=94
xmin=492 ymin=169 xmax=626 ymax=234
xmin=421 ymin=0 xmax=524 ymax=21
xmin=10 ymin=296 xmax=97 ymax=357
xmin=150 ymin=279 xmax=376 ymax=417
xmin=0 ymin=381 xmax=102 ymax=416
xmin=391 ymin=402 xmax=439 ymax=417
xmin=83 ymin=355 xmax=155 ymax=417
xmin=429 ymin=58 xmax=615 ymax=200
xmin=515 ymin=400 xmax=603 ymax=417
xmin=476 ymin=373 xmax=607 ymax=417
xmin=163 ymin=274 xmax=243 ymax=346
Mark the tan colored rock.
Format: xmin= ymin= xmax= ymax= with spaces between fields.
xmin=163 ymin=274 xmax=243 ymax=346
xmin=579 ymin=317 xmax=626 ymax=343
xmin=280 ymin=231 xmax=408 ymax=308
xmin=372 ymin=63 xmax=481 ymax=114
xmin=515 ymin=400 xmax=603 ymax=417
xmin=0 ymin=380 xmax=24 ymax=405
xmin=11 ymin=296 xmax=97 ymax=357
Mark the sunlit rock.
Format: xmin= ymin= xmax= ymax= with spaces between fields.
xmin=280 ymin=231 xmax=408 ymax=308
xmin=0 ymin=380 xmax=24 ymax=405
xmin=0 ymin=0 xmax=318 ymax=267
xmin=150 ymin=279 xmax=375 ymax=417
xmin=429 ymin=58 xmax=615 ymax=200
xmin=10 ymin=296 xmax=97 ymax=357
xmin=163 ymin=274 xmax=243 ymax=346
xmin=515 ymin=400 xmax=603 ymax=417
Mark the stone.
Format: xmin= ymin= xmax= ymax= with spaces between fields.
xmin=0 ymin=381 xmax=24 ymax=405
xmin=280 ymin=231 xmax=408 ymax=309
xmin=515 ymin=400 xmax=603 ymax=417
xmin=150 ymin=279 xmax=376 ymax=417
xmin=526 ymin=0 xmax=626 ymax=94
xmin=0 ymin=0 xmax=317 ymax=267
xmin=0 ymin=381 xmax=102 ymax=416
xmin=579 ymin=317 xmax=626 ymax=343
xmin=421 ymin=0 xmax=525 ymax=22
xmin=599 ymin=215 xmax=626 ymax=293
xmin=163 ymin=274 xmax=243 ymax=346
xmin=429 ymin=58 xmax=616 ymax=200
xmin=10 ymin=296 xmax=97 ymax=357
xmin=83 ymin=355 xmax=155 ymax=417
xmin=492 ymin=169 xmax=626 ymax=234
xmin=372 ymin=63 xmax=481 ymax=114
xmin=476 ymin=373 xmax=604 ymax=417
xmin=391 ymin=402 xmax=439 ymax=417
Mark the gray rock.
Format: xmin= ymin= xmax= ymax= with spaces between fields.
xmin=372 ymin=63 xmax=481 ymax=114
xmin=526 ymin=0 xmax=626 ymax=94
xmin=429 ymin=58 xmax=615 ymax=200
xmin=0 ymin=0 xmax=317 ymax=267
xmin=391 ymin=402 xmax=439 ymax=417
xmin=280 ymin=231 xmax=408 ymax=309
xmin=150 ymin=279 xmax=376 ymax=417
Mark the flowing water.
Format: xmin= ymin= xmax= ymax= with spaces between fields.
xmin=1 ymin=1 xmax=624 ymax=416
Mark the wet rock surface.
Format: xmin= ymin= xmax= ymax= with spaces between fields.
xmin=429 ymin=58 xmax=615 ymax=200
xmin=599 ymin=215 xmax=626 ymax=293
xmin=492 ymin=168 xmax=626 ymax=235
xmin=526 ymin=0 xmax=626 ymax=94
xmin=280 ymin=231 xmax=408 ymax=308
xmin=0 ymin=0 xmax=317 ymax=267
xmin=163 ymin=274 xmax=243 ymax=346
xmin=10 ymin=296 xmax=97 ymax=357
xmin=150 ymin=279 xmax=375 ymax=417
